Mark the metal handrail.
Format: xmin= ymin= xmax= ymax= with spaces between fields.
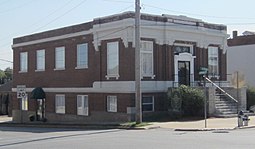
xmin=204 ymin=76 xmax=238 ymax=103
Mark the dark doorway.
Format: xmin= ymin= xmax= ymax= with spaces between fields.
xmin=36 ymin=99 xmax=45 ymax=121
xmin=31 ymin=87 xmax=46 ymax=122
xmin=178 ymin=61 xmax=190 ymax=86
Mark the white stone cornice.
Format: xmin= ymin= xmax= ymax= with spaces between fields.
xmin=12 ymin=17 xmax=228 ymax=52
xmin=12 ymin=30 xmax=93 ymax=48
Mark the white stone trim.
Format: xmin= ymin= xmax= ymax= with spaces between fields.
xmin=12 ymin=81 xmax=175 ymax=94
xmin=12 ymin=30 xmax=93 ymax=48
xmin=12 ymin=17 xmax=227 ymax=52
xmin=11 ymin=80 xmax=231 ymax=94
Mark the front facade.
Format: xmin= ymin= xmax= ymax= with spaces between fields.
xmin=12 ymin=12 xmax=228 ymax=123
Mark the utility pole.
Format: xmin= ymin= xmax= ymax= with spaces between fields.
xmin=135 ymin=0 xmax=142 ymax=124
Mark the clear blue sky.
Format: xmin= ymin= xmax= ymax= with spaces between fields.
xmin=1 ymin=0 xmax=255 ymax=70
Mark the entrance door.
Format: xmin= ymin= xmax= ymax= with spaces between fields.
xmin=174 ymin=52 xmax=195 ymax=87
xmin=178 ymin=61 xmax=190 ymax=86
xmin=36 ymin=99 xmax=45 ymax=121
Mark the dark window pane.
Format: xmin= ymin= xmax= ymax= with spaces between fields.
xmin=142 ymin=104 xmax=153 ymax=112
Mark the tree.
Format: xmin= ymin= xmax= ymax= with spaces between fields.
xmin=0 ymin=69 xmax=6 ymax=84
xmin=0 ymin=67 xmax=13 ymax=84
xmin=4 ymin=67 xmax=12 ymax=81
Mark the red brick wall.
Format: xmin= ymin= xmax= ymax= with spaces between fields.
xmin=13 ymin=34 xmax=101 ymax=88
xmin=228 ymin=35 xmax=255 ymax=46
xmin=100 ymin=38 xmax=135 ymax=81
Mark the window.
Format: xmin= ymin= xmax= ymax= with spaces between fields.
xmin=20 ymin=52 xmax=28 ymax=72
xmin=76 ymin=43 xmax=88 ymax=69
xmin=208 ymin=46 xmax=219 ymax=76
xmin=174 ymin=46 xmax=191 ymax=54
xmin=142 ymin=96 xmax=154 ymax=112
xmin=107 ymin=96 xmax=117 ymax=112
xmin=77 ymin=95 xmax=88 ymax=116
xmin=55 ymin=95 xmax=65 ymax=114
xmin=55 ymin=47 xmax=65 ymax=70
xmin=21 ymin=96 xmax=28 ymax=111
xmin=107 ymin=42 xmax=119 ymax=79
xmin=141 ymin=41 xmax=154 ymax=78
xmin=36 ymin=49 xmax=45 ymax=71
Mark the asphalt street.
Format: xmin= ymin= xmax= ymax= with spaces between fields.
xmin=0 ymin=126 xmax=255 ymax=149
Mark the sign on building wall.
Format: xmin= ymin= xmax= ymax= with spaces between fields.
xmin=17 ymin=85 xmax=26 ymax=99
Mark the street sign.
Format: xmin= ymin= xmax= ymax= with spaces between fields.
xmin=199 ymin=67 xmax=208 ymax=75
xmin=17 ymin=85 xmax=26 ymax=98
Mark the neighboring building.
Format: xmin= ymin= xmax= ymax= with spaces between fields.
xmin=12 ymin=12 xmax=230 ymax=123
xmin=227 ymin=31 xmax=255 ymax=87
xmin=0 ymin=81 xmax=12 ymax=116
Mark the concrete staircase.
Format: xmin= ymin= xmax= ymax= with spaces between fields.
xmin=214 ymin=91 xmax=238 ymax=118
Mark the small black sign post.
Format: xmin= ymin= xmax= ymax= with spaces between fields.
xmin=199 ymin=67 xmax=208 ymax=128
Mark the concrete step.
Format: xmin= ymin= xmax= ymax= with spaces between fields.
xmin=215 ymin=105 xmax=237 ymax=109
xmin=216 ymin=110 xmax=237 ymax=115
xmin=215 ymin=98 xmax=237 ymax=103
xmin=214 ymin=114 xmax=237 ymax=118
xmin=214 ymin=91 xmax=239 ymax=117
xmin=216 ymin=109 xmax=237 ymax=113
xmin=215 ymin=103 xmax=237 ymax=107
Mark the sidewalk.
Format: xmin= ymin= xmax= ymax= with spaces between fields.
xmin=146 ymin=115 xmax=255 ymax=131
xmin=0 ymin=115 xmax=12 ymax=123
xmin=1 ymin=115 xmax=255 ymax=131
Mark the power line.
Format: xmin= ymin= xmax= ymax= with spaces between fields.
xmin=0 ymin=0 xmax=35 ymax=14
xmin=31 ymin=0 xmax=88 ymax=34
xmin=101 ymin=0 xmax=133 ymax=4
xmin=118 ymin=4 xmax=134 ymax=13
xmin=0 ymin=0 xmax=11 ymax=7
xmin=0 ymin=0 xmax=84 ymax=50
xmin=0 ymin=59 xmax=13 ymax=63
xmin=27 ymin=0 xmax=76 ymax=34
xmin=226 ymin=23 xmax=255 ymax=25
xmin=0 ymin=0 xmax=75 ymax=42
xmin=142 ymin=3 xmax=255 ymax=20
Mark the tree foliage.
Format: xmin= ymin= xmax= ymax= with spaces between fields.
xmin=0 ymin=67 xmax=12 ymax=84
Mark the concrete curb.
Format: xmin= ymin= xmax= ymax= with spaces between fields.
xmin=174 ymin=125 xmax=255 ymax=131
xmin=174 ymin=128 xmax=235 ymax=131
xmin=234 ymin=125 xmax=255 ymax=130
xmin=0 ymin=122 xmax=148 ymax=130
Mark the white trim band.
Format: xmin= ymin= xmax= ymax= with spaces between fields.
xmin=12 ymin=81 xmax=174 ymax=93
xmin=12 ymin=30 xmax=93 ymax=48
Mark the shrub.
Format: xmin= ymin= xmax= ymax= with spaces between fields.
xmin=169 ymin=85 xmax=205 ymax=117
xmin=247 ymin=87 xmax=255 ymax=110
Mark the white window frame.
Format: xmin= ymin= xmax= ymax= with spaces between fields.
xmin=55 ymin=46 xmax=65 ymax=70
xmin=21 ymin=95 xmax=28 ymax=111
xmin=106 ymin=42 xmax=119 ymax=79
xmin=20 ymin=52 xmax=28 ymax=73
xmin=141 ymin=41 xmax=155 ymax=79
xmin=55 ymin=94 xmax=65 ymax=114
xmin=107 ymin=96 xmax=117 ymax=112
xmin=208 ymin=46 xmax=219 ymax=78
xmin=76 ymin=43 xmax=88 ymax=69
xmin=77 ymin=95 xmax=89 ymax=116
xmin=142 ymin=96 xmax=154 ymax=112
xmin=36 ymin=49 xmax=45 ymax=71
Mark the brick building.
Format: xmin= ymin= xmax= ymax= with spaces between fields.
xmin=12 ymin=12 xmax=228 ymax=123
